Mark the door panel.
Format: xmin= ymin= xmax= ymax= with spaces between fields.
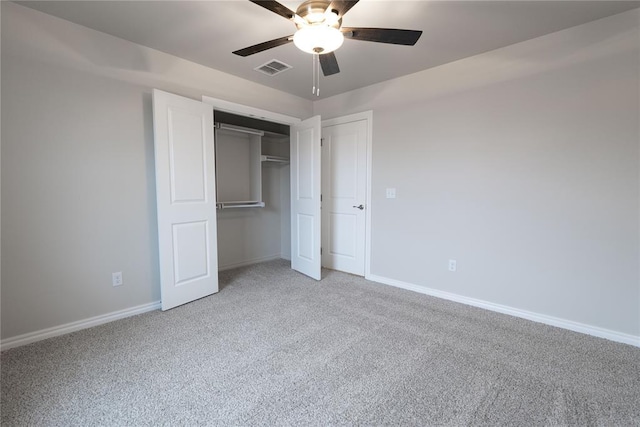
xmin=322 ymin=119 xmax=368 ymax=276
xmin=331 ymin=137 xmax=358 ymax=198
xmin=329 ymin=213 xmax=357 ymax=257
xmin=291 ymin=116 xmax=322 ymax=280
xmin=296 ymin=128 xmax=315 ymax=199
xmin=172 ymin=221 xmax=210 ymax=285
xmin=297 ymin=213 xmax=315 ymax=261
xmin=168 ymin=109 xmax=208 ymax=202
xmin=153 ymin=89 xmax=219 ymax=310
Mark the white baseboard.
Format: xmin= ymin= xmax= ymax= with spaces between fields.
xmin=1 ymin=301 xmax=161 ymax=351
xmin=218 ymin=254 xmax=283 ymax=271
xmin=5 ymin=273 xmax=636 ymax=350
xmin=1 ymin=255 xmax=282 ymax=351
xmin=366 ymin=274 xmax=640 ymax=348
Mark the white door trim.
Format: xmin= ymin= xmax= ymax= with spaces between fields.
xmin=321 ymin=111 xmax=373 ymax=278
xmin=201 ymin=96 xmax=301 ymax=126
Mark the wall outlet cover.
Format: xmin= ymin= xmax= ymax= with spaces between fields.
xmin=112 ymin=272 xmax=123 ymax=286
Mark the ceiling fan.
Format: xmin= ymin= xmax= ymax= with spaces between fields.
xmin=233 ymin=0 xmax=423 ymax=78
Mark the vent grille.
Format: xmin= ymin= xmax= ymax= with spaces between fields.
xmin=254 ymin=60 xmax=292 ymax=76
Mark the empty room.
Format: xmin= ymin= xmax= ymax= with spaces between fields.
xmin=2 ymin=0 xmax=639 ymax=424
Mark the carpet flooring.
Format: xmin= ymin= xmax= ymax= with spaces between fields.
xmin=2 ymin=259 xmax=639 ymax=426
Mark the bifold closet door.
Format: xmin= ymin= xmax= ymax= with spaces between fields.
xmin=290 ymin=116 xmax=322 ymax=280
xmin=152 ymin=89 xmax=219 ymax=310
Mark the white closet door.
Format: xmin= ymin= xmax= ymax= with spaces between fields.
xmin=152 ymin=89 xmax=219 ymax=310
xmin=290 ymin=116 xmax=322 ymax=280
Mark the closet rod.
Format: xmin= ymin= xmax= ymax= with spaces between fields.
xmin=217 ymin=201 xmax=266 ymax=209
xmin=215 ymin=123 xmax=265 ymax=136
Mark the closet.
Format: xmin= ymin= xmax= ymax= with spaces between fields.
xmin=153 ymin=89 xmax=323 ymax=310
xmin=213 ymin=111 xmax=292 ymax=270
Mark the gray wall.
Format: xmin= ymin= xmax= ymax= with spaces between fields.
xmin=2 ymin=2 xmax=638 ymax=342
xmin=216 ymin=164 xmax=286 ymax=270
xmin=1 ymin=3 xmax=311 ymax=340
xmin=314 ymin=10 xmax=640 ymax=337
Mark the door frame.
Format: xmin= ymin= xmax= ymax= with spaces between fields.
xmin=200 ymin=98 xmax=373 ymax=279
xmin=201 ymin=96 xmax=301 ymax=127
xmin=321 ymin=111 xmax=373 ymax=278
xmin=202 ymin=96 xmax=303 ymax=262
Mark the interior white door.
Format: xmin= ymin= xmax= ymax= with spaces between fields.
xmin=321 ymin=119 xmax=368 ymax=276
xmin=152 ymin=89 xmax=219 ymax=310
xmin=291 ymin=116 xmax=322 ymax=280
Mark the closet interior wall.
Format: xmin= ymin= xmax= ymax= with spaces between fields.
xmin=214 ymin=112 xmax=291 ymax=270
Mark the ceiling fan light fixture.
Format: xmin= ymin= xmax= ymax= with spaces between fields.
xmin=293 ymin=25 xmax=344 ymax=54
xmin=323 ymin=10 xmax=340 ymax=26
xmin=297 ymin=0 xmax=333 ymax=24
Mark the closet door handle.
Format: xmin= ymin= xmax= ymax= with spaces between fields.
xmin=353 ymin=204 xmax=364 ymax=210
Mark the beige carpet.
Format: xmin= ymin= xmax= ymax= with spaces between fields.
xmin=2 ymin=259 xmax=639 ymax=425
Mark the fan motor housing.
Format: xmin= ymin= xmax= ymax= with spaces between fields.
xmin=296 ymin=0 xmax=341 ymax=28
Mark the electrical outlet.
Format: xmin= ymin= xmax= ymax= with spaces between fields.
xmin=112 ymin=272 xmax=123 ymax=287
xmin=448 ymin=259 xmax=457 ymax=272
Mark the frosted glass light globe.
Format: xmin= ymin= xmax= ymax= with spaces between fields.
xmin=293 ymin=25 xmax=344 ymax=54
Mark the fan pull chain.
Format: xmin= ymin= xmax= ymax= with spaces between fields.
xmin=315 ymin=54 xmax=320 ymax=97
xmin=311 ymin=53 xmax=321 ymax=97
xmin=312 ymin=53 xmax=316 ymax=95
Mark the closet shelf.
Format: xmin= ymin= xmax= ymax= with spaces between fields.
xmin=261 ymin=155 xmax=289 ymax=164
xmin=217 ymin=201 xmax=265 ymax=210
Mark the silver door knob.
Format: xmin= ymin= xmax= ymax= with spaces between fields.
xmin=353 ymin=204 xmax=364 ymax=210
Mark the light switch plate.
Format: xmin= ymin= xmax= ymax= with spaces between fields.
xmin=386 ymin=188 xmax=396 ymax=199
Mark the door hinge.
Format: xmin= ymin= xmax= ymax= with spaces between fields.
xmin=321 ymin=247 xmax=323 ymax=255
xmin=320 ymin=194 xmax=322 ymax=202
xmin=321 ymin=138 xmax=324 ymax=147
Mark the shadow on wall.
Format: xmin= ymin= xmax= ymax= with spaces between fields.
xmin=142 ymin=92 xmax=162 ymax=297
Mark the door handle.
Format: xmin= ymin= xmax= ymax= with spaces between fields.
xmin=353 ymin=204 xmax=364 ymax=210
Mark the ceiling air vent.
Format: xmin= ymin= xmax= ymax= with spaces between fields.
xmin=254 ymin=60 xmax=292 ymax=76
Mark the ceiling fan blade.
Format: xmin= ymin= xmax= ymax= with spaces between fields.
xmin=319 ymin=52 xmax=340 ymax=76
xmin=249 ymin=0 xmax=295 ymax=20
xmin=328 ymin=1 xmax=359 ymax=17
xmin=232 ymin=35 xmax=293 ymax=57
xmin=343 ymin=27 xmax=423 ymax=46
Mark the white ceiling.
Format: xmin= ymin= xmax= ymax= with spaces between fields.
xmin=16 ymin=0 xmax=640 ymax=100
